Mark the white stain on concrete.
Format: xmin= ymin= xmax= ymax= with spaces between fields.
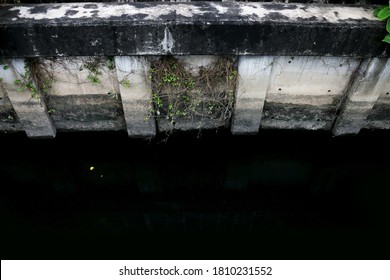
xmin=210 ymin=2 xmax=229 ymax=14
xmin=179 ymin=56 xmax=214 ymax=75
xmin=267 ymin=56 xmax=361 ymax=104
xmin=9 ymin=4 xmax=208 ymax=20
xmin=240 ymin=3 xmax=377 ymax=22
xmin=239 ymin=5 xmax=268 ymax=18
xmin=90 ymin=39 xmax=101 ymax=46
xmin=161 ymin=26 xmax=175 ymax=53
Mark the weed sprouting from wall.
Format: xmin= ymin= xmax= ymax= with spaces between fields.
xmin=81 ymin=57 xmax=103 ymax=85
xmin=11 ymin=58 xmax=54 ymax=101
xmin=79 ymin=56 xmax=116 ymax=85
xmin=149 ymin=56 xmax=237 ymax=133
xmin=28 ymin=58 xmax=54 ymax=97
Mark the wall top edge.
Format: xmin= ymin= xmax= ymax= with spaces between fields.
xmin=0 ymin=2 xmax=381 ymax=25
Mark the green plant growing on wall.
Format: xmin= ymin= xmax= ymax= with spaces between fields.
xmin=0 ymin=63 xmax=8 ymax=88
xmin=374 ymin=1 xmax=390 ymax=43
xmin=0 ymin=59 xmax=8 ymax=76
xmin=120 ymin=78 xmax=131 ymax=88
xmin=13 ymin=59 xmax=54 ymax=100
xmin=106 ymin=56 xmax=115 ymax=71
xmin=0 ymin=60 xmax=6 ymax=89
xmin=149 ymin=56 xmax=237 ymax=132
xmin=82 ymin=58 xmax=102 ymax=85
xmin=14 ymin=78 xmax=39 ymax=99
xmin=82 ymin=57 xmax=117 ymax=85
xmin=14 ymin=60 xmax=40 ymax=100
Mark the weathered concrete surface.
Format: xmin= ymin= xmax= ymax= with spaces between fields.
xmin=0 ymin=83 xmax=21 ymax=132
xmin=158 ymin=118 xmax=228 ymax=132
xmin=46 ymin=95 xmax=126 ymax=131
xmin=261 ymin=56 xmax=361 ymax=130
xmin=0 ymin=2 xmax=388 ymax=57
xmin=333 ymin=58 xmax=390 ymax=135
xmin=261 ymin=102 xmax=336 ymax=130
xmin=115 ymin=56 xmax=156 ymax=138
xmin=42 ymin=57 xmax=118 ymax=96
xmin=364 ymin=61 xmax=390 ymax=130
xmin=40 ymin=57 xmax=126 ymax=132
xmin=0 ymin=55 xmax=389 ymax=137
xmin=366 ymin=89 xmax=390 ymax=128
xmin=231 ymin=56 xmax=273 ymax=134
xmin=0 ymin=59 xmax=56 ymax=138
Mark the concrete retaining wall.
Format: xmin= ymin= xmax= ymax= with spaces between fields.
xmin=0 ymin=2 xmax=389 ymax=138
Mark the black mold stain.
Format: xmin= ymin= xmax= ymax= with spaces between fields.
xmin=0 ymin=8 xmax=21 ymax=20
xmin=296 ymin=16 xmax=319 ymax=22
xmin=46 ymin=95 xmax=125 ymax=123
xmin=135 ymin=13 xmax=149 ymax=20
xmin=131 ymin=2 xmax=155 ymax=9
xmin=263 ymin=3 xmax=298 ymax=10
xmin=367 ymin=104 xmax=390 ymax=121
xmin=65 ymin=10 xmax=79 ymax=16
xmin=157 ymin=10 xmax=178 ymax=21
xmin=265 ymin=12 xmax=290 ymax=21
xmin=29 ymin=6 xmax=49 ymax=14
xmin=84 ymin=4 xmax=98 ymax=9
xmin=262 ymin=102 xmax=335 ymax=122
xmin=300 ymin=6 xmax=308 ymax=12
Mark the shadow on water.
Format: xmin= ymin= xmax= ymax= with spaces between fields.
xmin=1 ymin=128 xmax=390 ymax=259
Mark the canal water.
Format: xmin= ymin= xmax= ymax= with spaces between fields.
xmin=1 ymin=128 xmax=390 ymax=259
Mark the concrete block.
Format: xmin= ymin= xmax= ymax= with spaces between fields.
xmin=0 ymin=70 xmax=21 ymax=132
xmin=231 ymin=56 xmax=273 ymax=134
xmin=115 ymin=56 xmax=156 ymax=138
xmin=0 ymin=59 xmax=56 ymax=138
xmin=267 ymin=56 xmax=360 ymax=101
xmin=261 ymin=102 xmax=335 ymax=130
xmin=333 ymin=58 xmax=390 ymax=135
xmin=262 ymin=56 xmax=360 ymax=130
xmin=46 ymin=95 xmax=126 ymax=131
xmin=42 ymin=57 xmax=119 ymax=96
xmin=40 ymin=57 xmax=126 ymax=132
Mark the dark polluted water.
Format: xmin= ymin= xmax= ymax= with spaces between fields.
xmin=1 ymin=128 xmax=390 ymax=260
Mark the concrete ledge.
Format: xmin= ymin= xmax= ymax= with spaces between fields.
xmin=0 ymin=2 xmax=389 ymax=57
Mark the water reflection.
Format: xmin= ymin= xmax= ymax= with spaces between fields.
xmin=1 ymin=129 xmax=389 ymax=259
